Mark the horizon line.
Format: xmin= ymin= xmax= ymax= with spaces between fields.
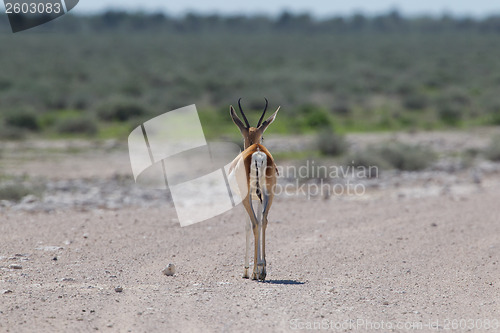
xmin=65 ymin=8 xmax=500 ymax=20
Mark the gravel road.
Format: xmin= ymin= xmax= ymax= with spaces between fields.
xmin=1 ymin=183 xmax=499 ymax=332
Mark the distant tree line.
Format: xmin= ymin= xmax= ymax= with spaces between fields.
xmin=1 ymin=10 xmax=500 ymax=139
xmin=1 ymin=10 xmax=500 ymax=34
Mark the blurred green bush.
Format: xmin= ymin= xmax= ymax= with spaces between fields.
xmin=378 ymin=143 xmax=437 ymax=171
xmin=4 ymin=109 xmax=39 ymax=131
xmin=54 ymin=115 xmax=98 ymax=135
xmin=0 ymin=183 xmax=33 ymax=202
xmin=348 ymin=142 xmax=437 ymax=171
xmin=316 ymin=127 xmax=348 ymax=156
xmin=0 ymin=124 xmax=26 ymax=140
xmin=485 ymin=135 xmax=500 ymax=162
xmin=97 ymin=97 xmax=148 ymax=122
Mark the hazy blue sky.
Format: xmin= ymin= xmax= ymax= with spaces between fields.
xmin=70 ymin=0 xmax=499 ymax=17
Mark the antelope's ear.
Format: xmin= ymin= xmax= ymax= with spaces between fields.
xmin=230 ymin=105 xmax=247 ymax=132
xmin=258 ymin=106 xmax=280 ymax=133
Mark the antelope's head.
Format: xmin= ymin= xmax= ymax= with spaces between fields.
xmin=230 ymin=98 xmax=280 ymax=149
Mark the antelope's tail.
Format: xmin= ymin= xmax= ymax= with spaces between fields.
xmin=250 ymin=151 xmax=267 ymax=204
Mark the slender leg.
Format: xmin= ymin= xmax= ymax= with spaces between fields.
xmin=259 ymin=190 xmax=274 ymax=281
xmin=250 ymin=199 xmax=263 ymax=280
xmin=255 ymin=200 xmax=263 ymax=280
xmin=241 ymin=191 xmax=274 ymax=281
xmin=243 ymin=214 xmax=251 ymax=279
xmin=252 ymin=227 xmax=259 ymax=280
xmin=260 ymin=223 xmax=267 ymax=281
xmin=241 ymin=195 xmax=260 ymax=280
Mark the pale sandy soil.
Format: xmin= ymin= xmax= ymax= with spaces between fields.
xmin=1 ymin=187 xmax=499 ymax=332
xmin=0 ymin=132 xmax=499 ymax=332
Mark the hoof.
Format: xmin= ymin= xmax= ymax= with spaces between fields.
xmin=253 ymin=264 xmax=266 ymax=281
xmin=242 ymin=268 xmax=249 ymax=279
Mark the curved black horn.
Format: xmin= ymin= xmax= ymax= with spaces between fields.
xmin=257 ymin=97 xmax=268 ymax=127
xmin=238 ymin=98 xmax=250 ymax=128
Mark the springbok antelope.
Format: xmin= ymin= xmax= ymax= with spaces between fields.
xmin=228 ymin=98 xmax=279 ymax=281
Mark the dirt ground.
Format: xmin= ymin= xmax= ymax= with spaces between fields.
xmin=1 ymin=134 xmax=500 ymax=332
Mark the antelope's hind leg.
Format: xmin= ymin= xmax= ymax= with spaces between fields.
xmin=257 ymin=193 xmax=272 ymax=281
xmin=252 ymin=200 xmax=264 ymax=280
xmin=241 ymin=196 xmax=260 ymax=281
xmin=243 ymin=214 xmax=251 ymax=279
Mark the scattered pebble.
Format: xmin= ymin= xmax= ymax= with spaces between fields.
xmin=383 ymin=301 xmax=389 ymax=305
xmin=162 ymin=264 xmax=176 ymax=276
xmin=35 ymin=246 xmax=63 ymax=251
xmin=60 ymin=278 xmax=75 ymax=282
xmin=21 ymin=194 xmax=38 ymax=204
xmin=114 ymin=286 xmax=123 ymax=292
xmin=431 ymin=223 xmax=438 ymax=227
xmin=1 ymin=290 xmax=13 ymax=294
xmin=9 ymin=264 xmax=22 ymax=270
xmin=0 ymin=200 xmax=12 ymax=208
